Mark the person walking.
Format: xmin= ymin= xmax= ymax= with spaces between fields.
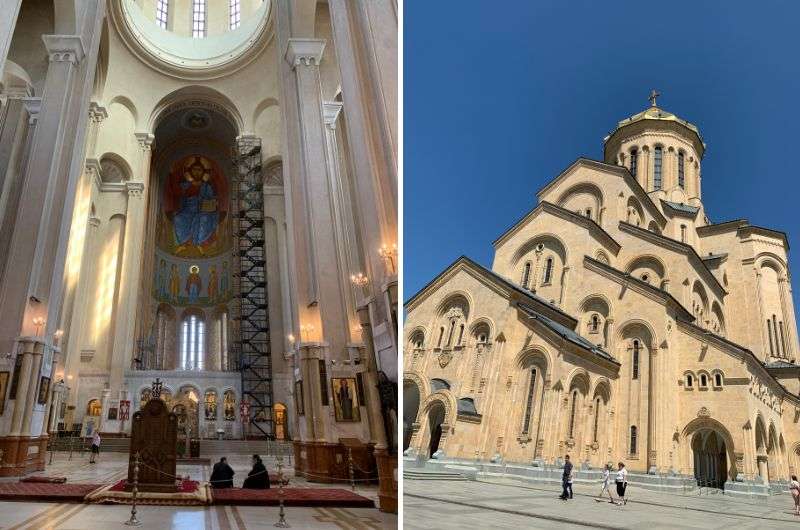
xmin=559 ymin=455 xmax=573 ymax=500
xmin=595 ymin=463 xmax=615 ymax=503
xmin=614 ymin=462 xmax=628 ymax=505
xmin=790 ymin=474 xmax=800 ymax=515
xmin=89 ymin=430 xmax=101 ymax=464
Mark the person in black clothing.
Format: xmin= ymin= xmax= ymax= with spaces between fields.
xmin=559 ymin=454 xmax=573 ymax=500
xmin=209 ymin=457 xmax=235 ymax=489
xmin=242 ymin=454 xmax=270 ymax=489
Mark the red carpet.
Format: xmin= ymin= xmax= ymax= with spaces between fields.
xmin=211 ymin=487 xmax=374 ymax=507
xmin=108 ymin=479 xmax=200 ymax=493
xmin=0 ymin=482 xmax=102 ymax=502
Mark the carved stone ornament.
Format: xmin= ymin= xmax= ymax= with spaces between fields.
xmin=438 ymin=351 xmax=453 ymax=369
xmin=697 ymin=406 xmax=710 ymax=418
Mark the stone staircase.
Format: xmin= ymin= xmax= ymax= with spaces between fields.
xmin=403 ymin=469 xmax=468 ymax=481
xmin=199 ymin=439 xmax=294 ymax=456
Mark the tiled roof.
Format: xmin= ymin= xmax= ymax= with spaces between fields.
xmin=518 ymin=303 xmax=618 ymax=364
xmin=662 ymin=200 xmax=700 ymax=215
xmin=765 ymin=360 xmax=798 ymax=369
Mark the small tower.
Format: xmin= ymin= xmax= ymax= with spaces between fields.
xmin=604 ymin=91 xmax=706 ymax=210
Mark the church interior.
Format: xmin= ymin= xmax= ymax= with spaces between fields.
xmin=0 ymin=0 xmax=397 ymax=523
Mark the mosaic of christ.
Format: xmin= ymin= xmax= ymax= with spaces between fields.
xmin=158 ymin=155 xmax=231 ymax=258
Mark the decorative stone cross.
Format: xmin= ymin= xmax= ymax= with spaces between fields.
xmin=649 ymin=89 xmax=661 ymax=107
xmin=151 ymin=377 xmax=163 ymax=399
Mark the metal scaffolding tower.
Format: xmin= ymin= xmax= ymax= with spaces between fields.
xmin=232 ymin=138 xmax=273 ymax=438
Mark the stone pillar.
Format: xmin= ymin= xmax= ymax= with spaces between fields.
xmin=356 ymin=305 xmax=388 ymax=449
xmin=0 ymin=95 xmax=38 ymax=286
xmin=0 ymin=0 xmax=22 ymax=84
xmin=778 ymin=276 xmax=798 ymax=358
xmin=322 ymin=101 xmax=361 ymax=339
xmin=20 ymin=344 xmax=44 ymax=436
xmin=754 ymin=269 xmax=771 ymax=360
xmin=284 ymin=38 xmax=349 ymax=359
xmin=109 ymin=133 xmax=153 ymax=393
xmin=559 ymin=266 xmax=570 ymax=307
xmin=298 ymin=343 xmax=327 ymax=442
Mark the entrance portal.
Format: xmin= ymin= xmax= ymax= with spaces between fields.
xmin=692 ymin=430 xmax=728 ymax=489
xmin=427 ymin=402 xmax=445 ymax=458
xmin=403 ymin=381 xmax=421 ymax=451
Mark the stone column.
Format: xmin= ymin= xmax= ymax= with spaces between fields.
xmin=109 ymin=133 xmax=153 ymax=393
xmin=298 ymin=343 xmax=327 ymax=442
xmin=647 ymin=344 xmax=658 ymax=473
xmin=559 ymin=266 xmax=570 ymax=307
xmin=323 ymin=101 xmax=361 ymax=339
xmin=356 ymin=305 xmax=388 ymax=449
xmin=284 ymin=38 xmax=349 ymax=359
xmin=20 ymin=341 xmax=44 ymax=436
xmin=0 ymin=0 xmax=22 ymax=84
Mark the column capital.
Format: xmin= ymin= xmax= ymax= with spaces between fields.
xmin=126 ymin=181 xmax=145 ymax=198
xmin=88 ymin=101 xmax=108 ymax=123
xmin=134 ymin=132 xmax=155 ymax=150
xmin=323 ymin=101 xmax=343 ymax=128
xmin=42 ymin=34 xmax=85 ymax=65
xmin=285 ymin=38 xmax=326 ymax=68
xmin=22 ymin=96 xmax=41 ymax=124
xmin=85 ymin=158 xmax=102 ymax=188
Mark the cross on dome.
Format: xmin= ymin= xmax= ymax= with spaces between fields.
xmin=649 ymin=89 xmax=661 ymax=107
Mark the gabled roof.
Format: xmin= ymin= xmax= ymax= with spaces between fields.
xmin=518 ymin=303 xmax=618 ymax=365
xmin=492 ymin=200 xmax=621 ymax=253
xmin=661 ymin=200 xmax=700 ymax=217
xmin=404 ymin=255 xmax=576 ymax=327
xmin=618 ymin=222 xmax=727 ymax=299
xmin=535 ymin=158 xmax=668 ymax=227
xmin=583 ymin=255 xmax=695 ymax=322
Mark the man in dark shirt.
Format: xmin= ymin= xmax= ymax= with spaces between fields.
xmin=210 ymin=457 xmax=235 ymax=489
xmin=243 ymin=454 xmax=270 ymax=489
xmin=559 ymin=455 xmax=573 ymax=500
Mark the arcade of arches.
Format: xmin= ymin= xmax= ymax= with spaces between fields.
xmin=0 ymin=0 xmax=397 ymax=512
xmin=404 ymin=96 xmax=800 ymax=496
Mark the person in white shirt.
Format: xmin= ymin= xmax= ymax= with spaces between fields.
xmin=595 ymin=463 xmax=615 ymax=503
xmin=790 ymin=474 xmax=800 ymax=515
xmin=614 ymin=462 xmax=628 ymax=505
xmin=89 ymin=430 xmax=101 ymax=464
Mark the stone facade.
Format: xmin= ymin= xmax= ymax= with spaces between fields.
xmin=403 ymin=98 xmax=800 ymax=491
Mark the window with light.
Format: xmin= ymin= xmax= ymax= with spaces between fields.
xmin=192 ymin=0 xmax=207 ymax=38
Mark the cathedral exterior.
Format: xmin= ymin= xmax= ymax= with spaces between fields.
xmin=403 ymin=95 xmax=800 ymax=493
xmin=0 ymin=0 xmax=396 ymax=511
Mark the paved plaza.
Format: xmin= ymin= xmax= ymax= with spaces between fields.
xmin=0 ymin=452 xmax=396 ymax=529
xmin=404 ymin=478 xmax=799 ymax=529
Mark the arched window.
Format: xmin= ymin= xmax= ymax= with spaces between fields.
xmin=653 ymin=146 xmax=663 ymax=190
xmin=218 ymin=312 xmax=229 ymax=370
xmin=593 ymin=397 xmax=601 ymax=443
xmin=632 ymin=340 xmax=640 ymax=380
xmin=521 ymin=262 xmax=531 ymax=289
xmin=714 ymin=373 xmax=723 ymax=388
xmin=457 ymin=324 xmax=465 ymax=346
xmin=585 ymin=208 xmax=592 ymax=218
xmin=700 ymin=373 xmax=708 ymax=388
xmin=156 ymin=0 xmax=169 ymax=29
xmin=630 ymin=148 xmax=638 ymax=177
xmin=229 ymin=0 xmax=241 ymax=29
xmin=181 ymin=315 xmax=205 ymax=370
xmin=436 ymin=327 xmax=444 ymax=348
xmin=542 ymin=257 xmax=554 ymax=285
xmin=446 ymin=320 xmax=456 ymax=347
xmin=767 ymin=319 xmax=774 ymax=354
xmin=521 ymin=368 xmax=537 ymax=435
xmin=685 ymin=373 xmax=693 ymax=388
xmin=192 ymin=0 xmax=207 ymax=38
xmin=630 ymin=426 xmax=638 ymax=455
xmin=568 ymin=390 xmax=578 ymax=439
xmin=773 ymin=315 xmax=780 ymax=355
xmin=680 ymin=224 xmax=687 ymax=243
xmin=87 ymin=399 xmax=102 ymax=416
xmin=780 ymin=321 xmax=787 ymax=356
xmin=589 ymin=314 xmax=600 ymax=333
xmin=678 ymin=151 xmax=685 ymax=188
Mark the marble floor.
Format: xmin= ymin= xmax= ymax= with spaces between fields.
xmin=405 ymin=477 xmax=799 ymax=530
xmin=0 ymin=452 xmax=396 ymax=529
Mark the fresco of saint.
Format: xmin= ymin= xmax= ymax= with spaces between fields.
xmin=162 ymin=155 xmax=228 ymax=258
xmin=207 ymin=265 xmax=218 ymax=302
xmin=186 ymin=265 xmax=202 ymax=303
xmin=169 ymin=264 xmax=181 ymax=302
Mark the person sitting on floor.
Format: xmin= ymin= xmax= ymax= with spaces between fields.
xmin=242 ymin=454 xmax=270 ymax=489
xmin=209 ymin=457 xmax=235 ymax=489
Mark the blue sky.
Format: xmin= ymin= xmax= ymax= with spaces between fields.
xmin=404 ymin=0 xmax=800 ymax=322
